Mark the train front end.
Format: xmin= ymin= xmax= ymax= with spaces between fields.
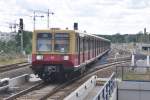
xmin=31 ymin=29 xmax=76 ymax=82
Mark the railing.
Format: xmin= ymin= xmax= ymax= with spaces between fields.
xmin=92 ymin=72 xmax=116 ymax=100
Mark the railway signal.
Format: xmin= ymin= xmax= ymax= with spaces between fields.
xmin=18 ymin=18 xmax=24 ymax=54
xmin=19 ymin=18 xmax=23 ymax=30
xmin=74 ymin=23 xmax=78 ymax=30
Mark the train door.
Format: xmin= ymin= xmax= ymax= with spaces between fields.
xmin=85 ymin=38 xmax=88 ymax=61
xmin=88 ymin=38 xmax=90 ymax=60
xmin=99 ymin=40 xmax=100 ymax=54
xmin=96 ymin=40 xmax=97 ymax=56
xmin=100 ymin=41 xmax=102 ymax=53
xmin=98 ymin=40 xmax=99 ymax=55
xmin=104 ymin=42 xmax=105 ymax=51
xmin=77 ymin=34 xmax=80 ymax=65
xmin=94 ymin=39 xmax=96 ymax=57
xmin=102 ymin=41 xmax=104 ymax=52
xmin=92 ymin=39 xmax=94 ymax=58
xmin=90 ymin=38 xmax=92 ymax=59
xmin=80 ymin=37 xmax=83 ymax=64
xmin=98 ymin=40 xmax=100 ymax=54
xmin=83 ymin=37 xmax=85 ymax=62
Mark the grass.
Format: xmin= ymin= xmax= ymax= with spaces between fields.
xmin=0 ymin=54 xmax=27 ymax=66
xmin=123 ymin=70 xmax=150 ymax=81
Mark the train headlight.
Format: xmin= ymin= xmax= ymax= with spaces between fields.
xmin=36 ymin=55 xmax=43 ymax=60
xmin=64 ymin=56 xmax=69 ymax=60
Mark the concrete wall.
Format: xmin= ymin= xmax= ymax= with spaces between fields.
xmin=110 ymin=88 xmax=117 ymax=100
xmin=118 ymin=81 xmax=150 ymax=100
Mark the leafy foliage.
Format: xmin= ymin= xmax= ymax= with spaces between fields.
xmin=98 ymin=32 xmax=150 ymax=43
xmin=15 ymin=31 xmax=32 ymax=54
xmin=0 ymin=31 xmax=32 ymax=55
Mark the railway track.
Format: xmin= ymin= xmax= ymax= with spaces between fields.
xmin=45 ymin=60 xmax=130 ymax=100
xmin=107 ymin=56 xmax=131 ymax=63
xmin=107 ymin=48 xmax=131 ymax=59
xmin=4 ymin=59 xmax=130 ymax=100
xmin=0 ymin=62 xmax=31 ymax=73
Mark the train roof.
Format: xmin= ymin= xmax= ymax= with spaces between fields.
xmin=75 ymin=30 xmax=111 ymax=42
xmin=34 ymin=29 xmax=111 ymax=42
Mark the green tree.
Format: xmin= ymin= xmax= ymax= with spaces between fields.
xmin=15 ymin=31 xmax=32 ymax=54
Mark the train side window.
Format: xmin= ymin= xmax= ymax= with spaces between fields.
xmin=80 ymin=37 xmax=83 ymax=52
xmin=76 ymin=33 xmax=79 ymax=52
xmin=92 ymin=39 xmax=94 ymax=57
xmin=84 ymin=38 xmax=85 ymax=51
xmin=88 ymin=39 xmax=90 ymax=50
xmin=78 ymin=35 xmax=80 ymax=52
xmin=76 ymin=34 xmax=78 ymax=52
xmin=86 ymin=39 xmax=88 ymax=51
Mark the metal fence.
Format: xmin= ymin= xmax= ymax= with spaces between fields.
xmin=116 ymin=66 xmax=150 ymax=81
xmin=92 ymin=72 xmax=116 ymax=100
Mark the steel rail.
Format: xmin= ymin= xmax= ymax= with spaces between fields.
xmin=39 ymin=60 xmax=130 ymax=100
xmin=4 ymin=60 xmax=130 ymax=100
xmin=0 ymin=62 xmax=31 ymax=72
xmin=4 ymin=81 xmax=44 ymax=100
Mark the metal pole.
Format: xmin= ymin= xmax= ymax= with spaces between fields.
xmin=21 ymin=30 xmax=23 ymax=54
xmin=147 ymin=48 xmax=150 ymax=67
xmin=47 ymin=9 xmax=49 ymax=28
xmin=33 ymin=11 xmax=35 ymax=30
xmin=33 ymin=10 xmax=53 ymax=29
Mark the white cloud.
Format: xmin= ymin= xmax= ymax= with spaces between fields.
xmin=0 ymin=0 xmax=150 ymax=34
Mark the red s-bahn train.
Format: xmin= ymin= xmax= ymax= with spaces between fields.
xmin=31 ymin=27 xmax=111 ymax=82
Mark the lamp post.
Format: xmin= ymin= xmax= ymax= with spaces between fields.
xmin=19 ymin=18 xmax=24 ymax=54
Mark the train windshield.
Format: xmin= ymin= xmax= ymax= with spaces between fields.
xmin=37 ymin=33 xmax=52 ymax=51
xmin=54 ymin=33 xmax=69 ymax=53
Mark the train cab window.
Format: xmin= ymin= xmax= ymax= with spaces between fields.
xmin=76 ymin=34 xmax=79 ymax=52
xmin=80 ymin=37 xmax=83 ymax=52
xmin=37 ymin=33 xmax=52 ymax=51
xmin=54 ymin=33 xmax=69 ymax=53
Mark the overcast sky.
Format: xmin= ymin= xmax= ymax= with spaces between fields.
xmin=0 ymin=0 xmax=150 ymax=35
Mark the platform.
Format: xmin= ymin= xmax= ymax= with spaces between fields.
xmin=64 ymin=73 xmax=116 ymax=100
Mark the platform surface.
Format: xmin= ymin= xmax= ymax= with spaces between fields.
xmin=84 ymin=85 xmax=102 ymax=100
